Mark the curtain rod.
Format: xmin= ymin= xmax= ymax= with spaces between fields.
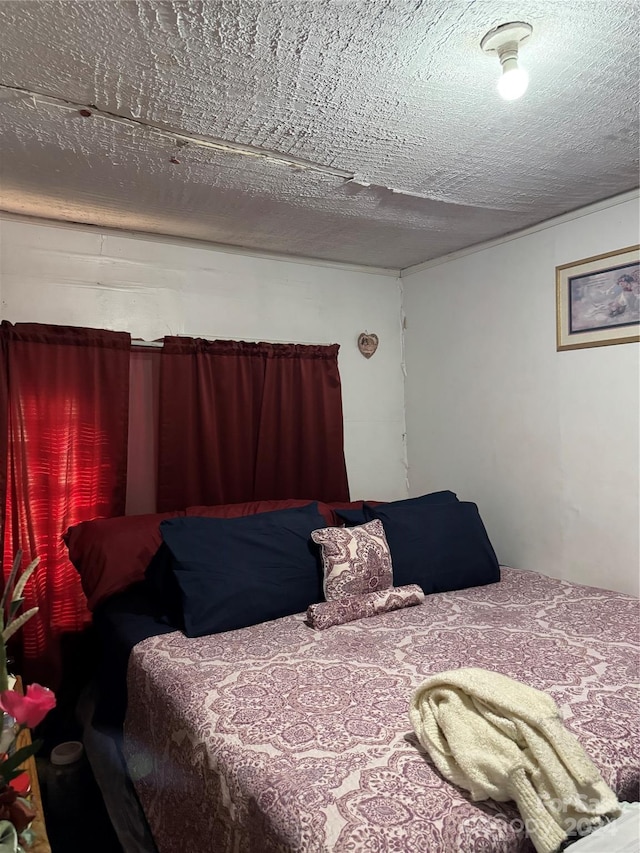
xmin=131 ymin=336 xmax=335 ymax=349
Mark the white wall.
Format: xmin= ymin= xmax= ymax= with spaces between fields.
xmin=0 ymin=216 xmax=408 ymax=502
xmin=4 ymin=201 xmax=637 ymax=595
xmin=403 ymin=195 xmax=640 ymax=596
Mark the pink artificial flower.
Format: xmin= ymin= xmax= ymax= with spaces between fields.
xmin=0 ymin=683 xmax=56 ymax=728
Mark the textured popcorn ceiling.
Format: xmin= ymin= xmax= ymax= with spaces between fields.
xmin=0 ymin=0 xmax=638 ymax=269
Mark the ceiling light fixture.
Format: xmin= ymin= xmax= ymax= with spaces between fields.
xmin=481 ymin=21 xmax=533 ymax=101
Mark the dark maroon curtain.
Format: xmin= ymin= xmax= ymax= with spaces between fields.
xmin=125 ymin=348 xmax=162 ymax=516
xmin=0 ymin=331 xmax=8 ymax=583
xmin=0 ymin=322 xmax=130 ymax=687
xmin=157 ymin=338 xmax=349 ymax=511
xmin=157 ymin=339 xmax=267 ymax=511
xmin=254 ymin=344 xmax=348 ymax=501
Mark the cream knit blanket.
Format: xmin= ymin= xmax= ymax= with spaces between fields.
xmin=409 ymin=668 xmax=620 ymax=853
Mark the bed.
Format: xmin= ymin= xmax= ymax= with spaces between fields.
xmin=65 ymin=496 xmax=639 ymax=853
xmin=121 ymin=568 xmax=639 ymax=853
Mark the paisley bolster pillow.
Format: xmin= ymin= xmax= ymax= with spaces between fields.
xmin=306 ymin=584 xmax=424 ymax=630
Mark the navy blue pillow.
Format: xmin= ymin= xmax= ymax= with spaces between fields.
xmin=336 ymin=491 xmax=458 ymax=527
xmin=379 ymin=490 xmax=459 ymax=511
xmin=159 ymin=504 xmax=326 ymax=637
xmin=145 ymin=541 xmax=184 ymax=628
xmin=362 ymin=500 xmax=499 ymax=594
xmin=334 ymin=507 xmax=369 ymax=526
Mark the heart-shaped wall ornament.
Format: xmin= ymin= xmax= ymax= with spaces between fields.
xmin=357 ymin=332 xmax=379 ymax=359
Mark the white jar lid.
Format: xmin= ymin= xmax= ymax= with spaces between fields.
xmin=50 ymin=741 xmax=84 ymax=766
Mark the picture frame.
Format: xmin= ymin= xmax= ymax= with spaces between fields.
xmin=556 ymin=245 xmax=639 ymax=351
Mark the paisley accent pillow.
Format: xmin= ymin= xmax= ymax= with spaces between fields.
xmin=311 ymin=519 xmax=393 ymax=600
xmin=307 ymin=584 xmax=424 ymax=630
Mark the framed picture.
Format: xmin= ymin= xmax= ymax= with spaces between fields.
xmin=556 ymin=245 xmax=640 ymax=351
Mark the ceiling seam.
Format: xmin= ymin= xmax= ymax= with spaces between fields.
xmin=0 ymin=210 xmax=402 ymax=278
xmin=399 ymin=188 xmax=640 ymax=276
xmin=0 ymin=82 xmax=355 ymax=179
xmin=0 ymin=82 xmax=475 ymax=205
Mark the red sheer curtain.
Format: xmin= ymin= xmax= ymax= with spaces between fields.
xmin=157 ymin=338 xmax=349 ymax=511
xmin=0 ymin=322 xmax=130 ymax=687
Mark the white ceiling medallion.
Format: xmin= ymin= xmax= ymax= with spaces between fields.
xmin=481 ymin=21 xmax=533 ymax=101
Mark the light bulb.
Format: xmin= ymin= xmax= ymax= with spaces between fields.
xmin=497 ymin=67 xmax=529 ymax=101
xmin=481 ymin=23 xmax=533 ymax=101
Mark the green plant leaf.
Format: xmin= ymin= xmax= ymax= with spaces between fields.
xmin=12 ymin=557 xmax=40 ymax=603
xmin=1 ymin=766 xmax=24 ymax=783
xmin=0 ymin=739 xmax=42 ymax=777
xmin=8 ymin=598 xmax=24 ymax=619
xmin=2 ymin=607 xmax=39 ymax=643
xmin=0 ymin=550 xmax=22 ymax=613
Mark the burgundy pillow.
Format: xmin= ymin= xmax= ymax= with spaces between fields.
xmin=186 ymin=499 xmax=338 ymax=527
xmin=63 ymin=511 xmax=184 ymax=610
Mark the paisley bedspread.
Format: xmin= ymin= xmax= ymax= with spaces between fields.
xmin=123 ymin=568 xmax=640 ymax=852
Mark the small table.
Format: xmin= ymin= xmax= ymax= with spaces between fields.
xmin=14 ymin=676 xmax=52 ymax=853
